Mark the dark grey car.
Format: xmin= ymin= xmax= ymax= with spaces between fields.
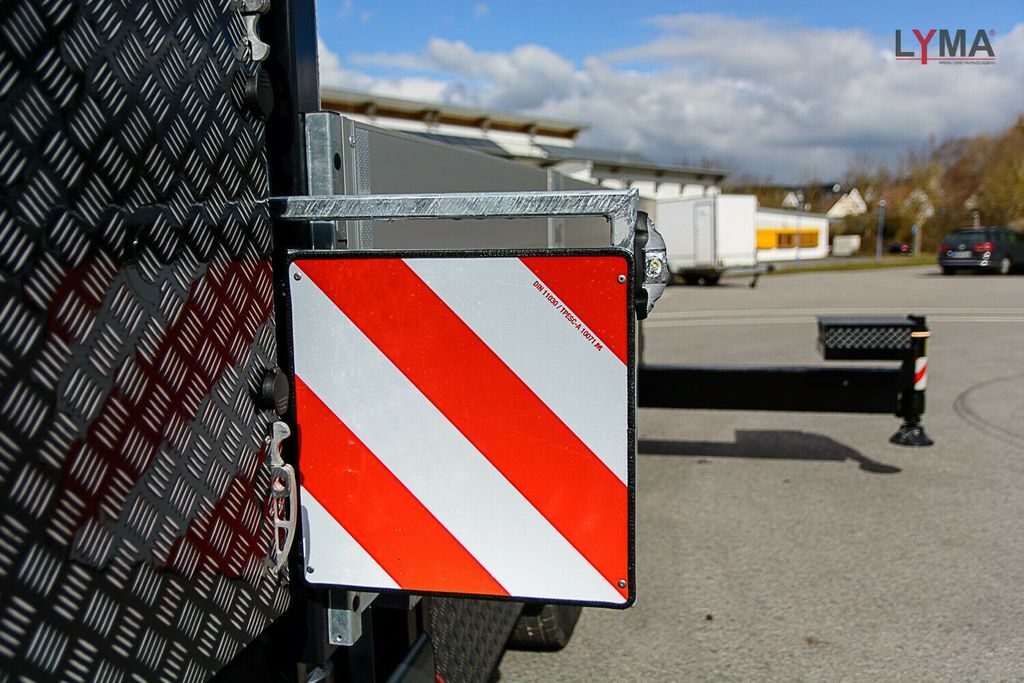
xmin=938 ymin=227 xmax=1024 ymax=275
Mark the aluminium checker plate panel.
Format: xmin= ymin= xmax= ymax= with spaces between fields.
xmin=817 ymin=316 xmax=915 ymax=361
xmin=0 ymin=0 xmax=288 ymax=680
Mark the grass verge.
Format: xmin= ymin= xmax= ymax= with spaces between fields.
xmin=762 ymin=254 xmax=936 ymax=275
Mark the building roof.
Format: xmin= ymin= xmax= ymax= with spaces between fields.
xmin=320 ymin=88 xmax=588 ymax=141
xmin=412 ymin=132 xmax=510 ymax=157
xmin=537 ymin=144 xmax=651 ymax=166
xmin=538 ymin=145 xmax=728 ymax=185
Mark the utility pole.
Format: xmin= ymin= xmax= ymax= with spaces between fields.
xmin=795 ymin=191 xmax=803 ymax=267
xmin=875 ymin=199 xmax=886 ymax=263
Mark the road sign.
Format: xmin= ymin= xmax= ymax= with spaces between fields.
xmin=288 ymin=251 xmax=635 ymax=607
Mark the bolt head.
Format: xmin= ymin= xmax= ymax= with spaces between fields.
xmin=618 ymin=579 xmax=627 ymax=588
xmin=293 ymin=273 xmax=301 ymax=281
xmin=306 ymin=566 xmax=314 ymax=573
xmin=617 ymin=274 xmax=627 ymax=284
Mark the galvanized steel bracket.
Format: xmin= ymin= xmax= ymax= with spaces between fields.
xmin=267 ymin=189 xmax=640 ymax=247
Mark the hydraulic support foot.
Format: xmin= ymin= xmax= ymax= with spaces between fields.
xmin=890 ymin=419 xmax=934 ymax=447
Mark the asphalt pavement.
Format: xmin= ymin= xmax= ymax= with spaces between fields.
xmin=500 ymin=265 xmax=1024 ymax=681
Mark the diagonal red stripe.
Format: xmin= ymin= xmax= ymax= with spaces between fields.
xmin=519 ymin=256 xmax=629 ymax=365
xmin=295 ymin=375 xmax=508 ymax=596
xmin=296 ymin=258 xmax=629 ymax=599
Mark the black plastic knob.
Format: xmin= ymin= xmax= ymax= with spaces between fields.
xmin=260 ymin=367 xmax=289 ymax=415
xmin=244 ymin=67 xmax=274 ymax=119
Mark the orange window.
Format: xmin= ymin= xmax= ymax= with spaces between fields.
xmin=756 ymin=230 xmax=776 ymax=249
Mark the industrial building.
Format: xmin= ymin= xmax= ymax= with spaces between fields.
xmin=321 ymin=87 xmax=829 ymax=264
xmin=320 ymin=87 xmax=727 ymax=203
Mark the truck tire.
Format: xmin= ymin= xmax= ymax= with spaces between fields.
xmin=683 ymin=275 xmax=699 ymax=286
xmin=703 ymin=274 xmax=721 ymax=286
xmin=505 ymin=604 xmax=582 ymax=652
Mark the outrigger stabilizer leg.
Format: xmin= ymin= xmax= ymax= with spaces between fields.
xmin=889 ymin=316 xmax=933 ymax=446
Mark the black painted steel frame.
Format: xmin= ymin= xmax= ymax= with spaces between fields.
xmin=638 ymin=365 xmax=903 ymax=414
xmin=637 ymin=316 xmax=932 ymax=445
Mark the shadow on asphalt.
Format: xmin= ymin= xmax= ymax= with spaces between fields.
xmin=638 ymin=430 xmax=901 ymax=474
xmin=668 ymin=281 xmax=748 ymax=289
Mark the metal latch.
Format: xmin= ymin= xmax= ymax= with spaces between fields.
xmin=267 ymin=420 xmax=297 ymax=576
xmin=232 ymin=0 xmax=271 ymax=62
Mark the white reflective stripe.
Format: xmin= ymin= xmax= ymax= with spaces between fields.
xmin=406 ymin=257 xmax=628 ymax=484
xmin=300 ymin=486 xmax=400 ymax=589
xmin=291 ymin=266 xmax=624 ymax=604
xmin=915 ymin=357 xmax=928 ymax=390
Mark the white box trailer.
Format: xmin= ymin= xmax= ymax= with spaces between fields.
xmin=655 ymin=194 xmax=759 ymax=285
xmin=755 ymin=208 xmax=831 ymax=262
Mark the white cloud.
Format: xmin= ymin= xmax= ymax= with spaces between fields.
xmin=318 ymin=39 xmax=454 ymax=102
xmin=333 ymin=0 xmax=370 ymax=23
xmin=473 ymin=3 xmax=489 ymax=20
xmin=318 ymin=17 xmax=1024 ymax=180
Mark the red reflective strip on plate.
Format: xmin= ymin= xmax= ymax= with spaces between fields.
xmin=295 ymin=375 xmax=508 ymax=596
xmin=519 ymin=256 xmax=629 ymax=365
xmin=914 ymin=358 xmax=928 ymax=389
xmin=297 ymin=258 xmax=629 ymax=599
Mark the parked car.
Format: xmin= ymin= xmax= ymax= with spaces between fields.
xmin=938 ymin=227 xmax=1024 ymax=275
xmin=887 ymin=241 xmax=911 ymax=255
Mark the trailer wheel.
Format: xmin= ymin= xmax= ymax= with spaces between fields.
xmin=505 ymin=604 xmax=582 ymax=652
xmin=683 ymin=275 xmax=699 ymax=286
xmin=703 ymin=275 xmax=721 ymax=286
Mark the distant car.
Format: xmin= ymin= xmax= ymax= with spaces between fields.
xmin=938 ymin=227 xmax=1024 ymax=275
xmin=886 ymin=242 xmax=911 ymax=255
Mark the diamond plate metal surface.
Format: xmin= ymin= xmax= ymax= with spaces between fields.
xmin=425 ymin=598 xmax=522 ymax=683
xmin=0 ymin=0 xmax=287 ymax=680
xmin=821 ymin=325 xmax=912 ymax=352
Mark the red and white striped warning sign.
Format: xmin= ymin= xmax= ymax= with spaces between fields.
xmin=289 ymin=254 xmax=633 ymax=606
xmin=914 ymin=356 xmax=928 ymax=390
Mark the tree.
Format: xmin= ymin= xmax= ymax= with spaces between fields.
xmin=975 ymin=116 xmax=1024 ymax=226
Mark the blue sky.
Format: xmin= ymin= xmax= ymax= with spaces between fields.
xmin=316 ymin=1 xmax=1024 ymax=180
xmin=319 ymin=1 xmax=1021 ymax=64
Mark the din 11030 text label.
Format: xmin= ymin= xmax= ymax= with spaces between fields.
xmin=532 ymin=280 xmax=605 ymax=352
